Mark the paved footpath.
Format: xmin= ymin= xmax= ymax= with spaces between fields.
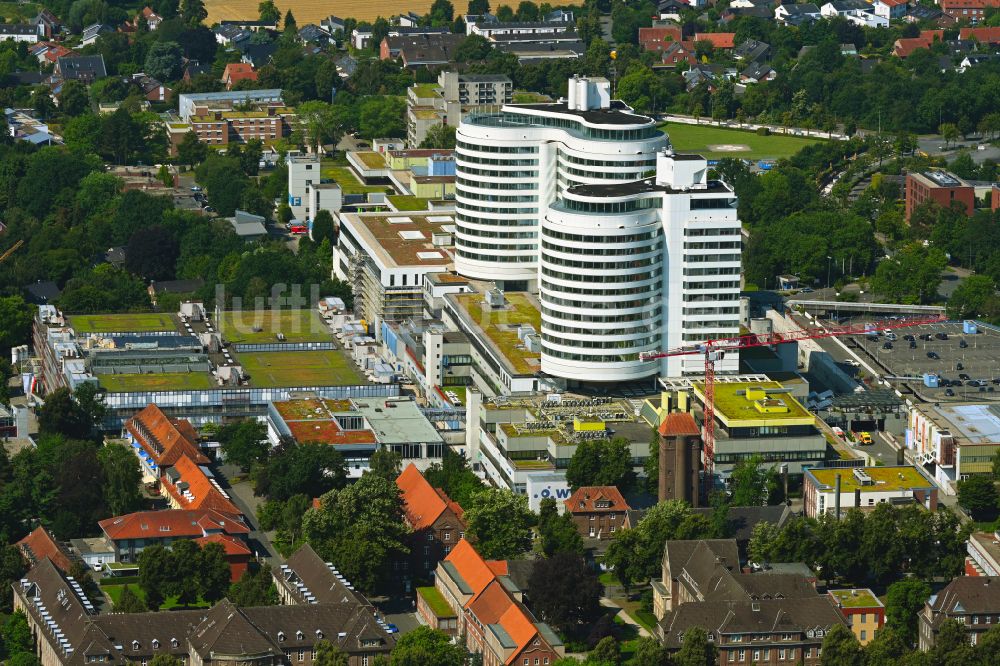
xmin=600 ymin=597 xmax=652 ymax=638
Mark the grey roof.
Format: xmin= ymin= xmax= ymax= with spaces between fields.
xmin=735 ymin=39 xmax=770 ymax=61
xmin=149 ymin=279 xmax=204 ymax=294
xmin=659 ymin=597 xmax=848 ymax=648
xmin=238 ymin=42 xmax=278 ymax=66
xmin=188 ymin=601 xmax=276 ymax=659
xmin=741 ymin=62 xmax=774 ymax=80
xmin=81 ymin=23 xmax=110 ymax=40
xmin=57 ymin=55 xmax=107 ymax=80
xmin=0 ymin=23 xmax=37 ymax=35
xmin=298 ymin=24 xmax=330 ymax=42
xmin=664 ymin=539 xmax=740 ymax=582
xmin=781 ymin=3 xmax=821 ymax=14
xmin=231 ymin=211 xmax=267 ymax=238
xmin=274 ymin=543 xmax=369 ymax=607
xmin=478 ymin=19 xmax=573 ymax=30
xmin=25 ymin=280 xmax=61 ymax=303
xmin=928 ymin=577 xmax=1000 ymax=617
xmin=692 ymin=505 xmax=792 ymax=545
xmin=214 ymin=24 xmax=251 ymax=42
xmin=504 ymin=560 xmax=536 ymax=592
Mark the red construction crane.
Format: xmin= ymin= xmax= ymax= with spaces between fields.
xmin=639 ymin=313 xmax=946 ymax=478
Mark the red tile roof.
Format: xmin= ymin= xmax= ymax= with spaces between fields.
xmin=223 ymin=63 xmax=258 ymax=86
xmin=564 ymin=486 xmax=630 ymax=514
xmin=195 ymin=533 xmax=251 ymax=556
xmin=694 ymin=32 xmax=736 ymax=48
xmin=639 ymin=25 xmax=683 ymax=51
xmin=892 ymin=36 xmax=933 ymax=57
xmin=126 ymin=404 xmax=210 ymax=467
xmin=162 ymin=454 xmax=242 ymax=516
xmin=99 ymin=509 xmax=249 ymax=541
xmin=960 ymin=26 xmax=1000 ymax=42
xmin=443 ymin=539 xmax=497 ymax=598
xmin=659 ymin=412 xmax=701 ymax=437
xmin=396 ymin=463 xmax=464 ymax=530
xmin=17 ymin=527 xmax=74 ymax=573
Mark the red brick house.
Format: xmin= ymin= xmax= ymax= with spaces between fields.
xmin=222 ymin=62 xmax=258 ymax=90
xmin=195 ymin=533 xmax=252 ymax=581
xmin=17 ymin=526 xmax=74 ymax=574
xmin=905 ymin=170 xmax=975 ymax=221
xmin=661 ymin=40 xmax=698 ymax=67
xmin=564 ymin=486 xmax=631 ymax=540
xmin=396 ymin=463 xmax=466 ymax=578
xmin=959 ymin=26 xmax=1000 ymax=43
xmin=639 ymin=25 xmax=683 ymax=52
xmin=941 ymin=0 xmax=999 ymax=22
xmin=694 ymin=32 xmax=736 ymax=49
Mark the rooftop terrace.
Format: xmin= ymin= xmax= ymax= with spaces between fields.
xmin=807 ymin=466 xmax=933 ymax=493
xmin=218 ymin=309 xmax=330 ymax=344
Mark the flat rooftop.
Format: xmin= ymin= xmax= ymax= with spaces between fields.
xmin=829 ymin=589 xmax=883 ymax=609
xmin=342 ymin=212 xmax=456 ymax=268
xmin=806 ymin=466 xmax=933 ymax=493
xmin=68 ymin=313 xmax=179 ymax=334
xmin=350 ymin=397 xmax=442 ymax=444
xmin=507 ymin=101 xmax=654 ymax=126
xmin=97 ymin=372 xmax=217 ymax=392
xmin=219 ymin=309 xmax=331 ymax=344
xmin=238 ymin=349 xmax=365 ymax=388
xmin=451 ymin=292 xmax=541 ymax=376
xmin=694 ymin=381 xmax=813 ymax=424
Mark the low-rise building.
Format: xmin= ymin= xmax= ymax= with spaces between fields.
xmin=966 ymin=530 xmax=1000 ymax=577
xmin=124 ymin=403 xmax=210 ymax=482
xmin=802 ymin=465 xmax=938 ymax=517
xmin=381 ymin=33 xmax=465 ymax=68
xmin=563 ymin=486 xmax=630 ymax=540
xmin=0 ymin=23 xmax=41 ymax=43
xmin=908 ymin=402 xmax=1000 ymax=492
xmin=17 ymin=527 xmax=74 ymax=574
xmin=272 ymin=543 xmax=372 ymax=609
xmin=406 ymin=71 xmax=512 ymax=147
xmin=396 ymin=463 xmax=466 ymax=578
xmin=178 ymin=89 xmax=284 ymax=123
xmin=905 ymin=170 xmax=975 ymax=221
xmin=221 ymin=62 xmax=258 ymax=90
xmin=639 ymin=24 xmax=683 ymax=52
xmin=98 ymin=509 xmax=250 ymax=562
xmin=828 ymin=589 xmax=884 ymax=645
xmin=918 ymin=576 xmax=1000 ymax=650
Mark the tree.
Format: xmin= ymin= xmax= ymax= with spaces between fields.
xmin=673 ymin=627 xmax=717 ymax=666
xmin=367 ymin=447 xmax=402 ymax=481
xmin=565 ymin=438 xmax=632 ymax=491
xmin=422 ymin=447 xmax=484 ymax=507
xmin=861 ymin=627 xmax=908 ymax=666
xmin=515 ymin=0 xmax=538 ymax=20
xmin=198 ymin=542 xmax=232 ymax=603
xmin=114 ymin=585 xmax=147 ymax=613
xmin=993 ymin=448 xmax=1000 ymax=480
xmin=939 ymin=122 xmax=960 ymax=148
xmin=144 ymin=41 xmax=183 ymax=82
xmin=228 ymin=567 xmax=280 ymax=606
xmin=38 ymin=387 xmax=93 ymax=439
xmin=177 ymin=131 xmax=207 ymax=167
xmin=138 ymin=544 xmax=172 ymax=611
xmin=180 ymin=0 xmax=206 ymax=24
xmin=219 ymin=419 xmax=269 ymax=472
xmin=167 ymin=539 xmax=202 ymax=606
xmin=252 ymin=441 xmax=347 ymax=501
xmin=947 ymin=275 xmax=998 ymax=320
xmin=885 ymin=579 xmax=931 ymax=646
xmin=311 ymin=209 xmax=336 ymax=244
xmin=629 ymin=637 xmax=670 ymax=666
xmin=59 ymin=80 xmax=91 ymax=117
xmin=872 ymin=242 xmax=947 ymax=304
xmin=536 ymin=497 xmax=583 ymax=557
xmin=429 ymin=0 xmax=454 ymax=25
xmin=0 ymin=546 xmax=26 ymax=614
xmin=98 ymin=444 xmax=144 ymax=516
xmin=390 ymin=627 xmax=466 ymax=666
xmin=2 ymin=611 xmax=34 ymax=657
xmin=126 ymin=225 xmax=179 ymax=281
xmin=314 ymin=641 xmax=349 ymax=666
xmin=297 ymin=101 xmax=344 ymax=154
xmin=819 ymin=624 xmax=861 ymax=666
xmin=728 ymin=455 xmax=779 ymax=506
xmin=463 ymin=487 xmax=534 ymax=559
xmin=258 ymin=0 xmax=279 ymax=23
xmin=149 ymin=656 xmax=183 ymax=666
xmin=589 ymin=636 xmax=620 ymax=665
xmin=419 ymin=124 xmax=457 ymax=149
xmin=957 ymin=475 xmax=999 ymax=521
xmin=468 ymin=0 xmax=490 ymax=13
xmin=283 ymin=9 xmax=297 ymax=34
xmin=453 ymin=34 xmax=494 ymax=61
xmin=303 ymin=473 xmax=410 ymax=592
xmin=527 ymin=551 xmax=601 ymax=631
xmin=0 ymin=296 xmax=33 ymax=353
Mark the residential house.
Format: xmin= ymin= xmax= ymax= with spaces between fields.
xmin=219 ymin=19 xmax=277 ymax=31
xmin=906 ymin=5 xmax=946 ymax=22
xmin=17 ymin=526 xmax=74 ymax=574
xmin=469 ymin=18 xmax=574 ymax=40
xmin=682 ymin=63 xmax=718 ymax=91
xmin=183 ymin=59 xmax=209 ymax=80
xmin=139 ymin=7 xmax=162 ymax=29
xmin=940 ymin=0 xmax=998 ymax=22
xmin=829 ymin=589 xmax=884 ymax=645
xmin=905 ymin=170 xmax=974 ymax=220
xmin=13 ymin=556 xmax=394 ymax=666
xmin=564 ymin=486 xmax=630 ymax=540
xmin=79 ymin=23 xmax=111 ymax=47
xmin=775 ymin=3 xmax=822 ymax=24
xmin=214 ymin=24 xmax=250 ymax=46
xmin=723 ymin=4 xmax=775 ymax=19
xmin=272 ymin=543 xmax=373 ymax=608
xmin=238 ymin=41 xmax=278 ymax=68
xmin=129 ymin=73 xmax=170 ymax=102
xmin=98 ymin=508 xmax=250 ymax=562
xmin=31 ymin=10 xmax=61 ymax=38
xmin=734 ymin=39 xmax=770 ymax=62
xmin=874 ymin=0 xmax=909 ymax=18
xmin=652 ymin=539 xmax=741 ymax=617
xmin=657 ymin=0 xmax=688 ymax=20
xmin=160 ymin=453 xmax=241 ymax=517
xmin=30 ymin=42 xmax=75 ymax=65
xmin=221 ymin=62 xmax=258 ymax=89
xmin=297 ymin=24 xmax=330 ymax=45
xmin=194 ymin=533 xmax=251 ymax=581
xmin=321 ymin=15 xmax=346 ymax=35
xmin=147 ymin=279 xmax=204 ymax=304
xmin=639 ymin=25 xmax=684 ymax=52
xmin=25 ymin=280 xmax=62 ymax=304
xmin=0 ymin=23 xmax=41 ymax=43
xmin=123 ymin=403 xmax=209 ymax=481
xmin=918 ymin=577 xmax=1000 ymax=649
xmin=382 ymin=33 xmax=466 ymax=68
xmin=351 ymin=26 xmax=373 ymax=49
xmin=55 ymin=55 xmax=107 ymax=83
xmin=741 ymin=61 xmax=776 ymax=83
xmin=433 ymin=540 xmax=565 ymax=666
xmin=960 ymin=26 xmax=1000 ymax=43
xmin=660 ymin=40 xmax=698 ymax=67
xmin=396 ymin=463 xmax=466 ymax=578
xmin=228 ymin=210 xmax=267 ymax=241
xmin=821 ymin=0 xmax=871 ymax=16
xmin=693 ymin=32 xmax=736 ymax=49
xmin=689 ymin=506 xmax=792 ymax=559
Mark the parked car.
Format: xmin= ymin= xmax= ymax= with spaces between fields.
xmin=945 ymin=388 xmax=955 ymax=397
xmin=928 ymin=351 xmax=940 ymax=359
xmin=909 ymin=341 xmax=917 ymax=349
xmin=935 ymin=332 xmax=949 ymax=340
xmin=858 ymin=432 xmax=873 ymax=445
xmin=903 ymin=334 xmax=915 ymax=341
xmin=960 ymin=339 xmax=968 ymax=348
xmin=959 ymin=373 xmax=970 ymax=380
xmin=882 ymin=341 xmax=893 ymax=350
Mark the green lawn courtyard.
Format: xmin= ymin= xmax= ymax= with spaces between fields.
xmin=97 ymin=372 xmax=217 ymax=393
xmin=219 ymin=309 xmax=331 ymax=344
xmin=102 ymin=583 xmax=211 ymax=610
xmin=68 ymin=313 xmax=177 ymax=334
xmin=239 ymin=350 xmax=364 ymax=388
xmin=660 ymin=122 xmax=823 ymax=160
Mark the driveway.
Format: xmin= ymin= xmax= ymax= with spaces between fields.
xmin=214 ymin=463 xmax=283 ymax=565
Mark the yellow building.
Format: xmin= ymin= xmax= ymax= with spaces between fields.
xmin=829 ymin=589 xmax=884 ymax=645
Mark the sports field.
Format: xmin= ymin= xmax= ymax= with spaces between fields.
xmin=660 ymin=122 xmax=822 ymax=160
xmin=97 ymin=372 xmax=217 ymax=393
xmin=220 ymin=309 xmax=330 ymax=344
xmin=68 ymin=313 xmax=176 ymax=334
xmin=239 ymin=350 xmax=364 ymax=388
xmin=205 ymin=0 xmax=436 ymax=27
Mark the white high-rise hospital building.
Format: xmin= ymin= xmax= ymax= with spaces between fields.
xmin=453 ymin=76 xmax=742 ymax=380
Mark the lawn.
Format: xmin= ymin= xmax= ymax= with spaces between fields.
xmin=68 ymin=313 xmax=176 ymax=334
xmin=98 ymin=372 xmax=217 ymax=393
xmin=239 ymin=350 xmax=364 ymax=388
xmin=417 ymin=586 xmax=455 ymax=618
xmin=0 ymin=1 xmax=38 ymax=20
xmin=220 ymin=309 xmax=330 ymax=344
xmin=659 ymin=122 xmax=823 ymax=160
xmin=320 ymin=163 xmax=388 ymax=195
xmin=389 ymin=195 xmax=433 ymax=211
xmin=102 ymin=583 xmax=210 ymax=610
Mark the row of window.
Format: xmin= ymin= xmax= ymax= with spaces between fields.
xmin=456 ymin=189 xmax=538 ymax=203
xmin=541 ymin=345 xmax=649 ymax=363
xmin=686 ymin=254 xmax=742 ymax=263
xmin=542 ymin=305 xmax=662 ymax=324
xmin=557 ymin=196 xmax=662 ymax=214
xmin=543 ymin=227 xmax=659 ymax=245
xmin=540 ymin=279 xmax=659 ymax=298
xmin=558 ymin=153 xmax=657 ymax=168
xmin=542 ymin=240 xmax=662 ymax=257
xmin=454 ymin=155 xmax=539 ymax=167
xmin=683 ymin=306 xmax=740 ymax=315
xmin=543 ymin=293 xmax=658 ymax=311
xmin=489 ymin=110 xmax=660 ymax=141
xmin=543 ymin=320 xmax=658 ymax=337
xmin=543 ymin=255 xmax=656 ymax=271
xmin=456 ymin=238 xmax=536 ymax=252
xmin=456 ymin=226 xmax=537 ymax=240
xmin=543 ymin=266 xmax=662 ymax=284
xmin=561 ymin=165 xmax=645 ymax=181
xmin=685 ymin=267 xmax=741 ymax=277
xmin=684 ymin=241 xmax=742 ymax=250
xmin=727 ymin=647 xmax=807 ymax=662
xmin=685 ymin=227 xmax=741 ymax=236
xmin=456 ymin=204 xmax=539 ymax=215
xmin=456 ymin=139 xmax=538 ymax=154
xmin=456 ymin=248 xmax=534 ymax=263
xmin=456 ymin=177 xmax=536 ymax=191
xmin=690 ymin=197 xmax=738 ymax=210
xmin=456 ymin=165 xmax=538 ymax=178
xmin=684 ymin=280 xmax=741 ymax=290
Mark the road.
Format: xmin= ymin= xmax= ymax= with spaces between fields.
xmin=916 ymin=135 xmax=1000 ymax=164
xmin=215 ymin=462 xmax=283 ymax=565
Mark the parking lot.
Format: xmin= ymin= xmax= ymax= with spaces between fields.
xmin=849 ymin=321 xmax=1000 ymax=402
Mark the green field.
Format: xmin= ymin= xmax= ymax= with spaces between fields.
xmin=98 ymin=372 xmax=217 ymax=393
xmin=102 ymin=583 xmax=211 ymax=610
xmin=220 ymin=310 xmax=330 ymax=344
xmin=0 ymin=1 xmax=39 ymax=20
xmin=69 ymin=313 xmax=176 ymax=334
xmin=239 ymin=350 xmax=364 ymax=388
xmin=660 ymin=122 xmax=822 ymax=160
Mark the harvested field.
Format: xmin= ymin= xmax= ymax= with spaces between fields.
xmin=205 ymin=0 xmax=438 ymax=27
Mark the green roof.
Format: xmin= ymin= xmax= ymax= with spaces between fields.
xmin=807 ymin=466 xmax=933 ymax=494
xmin=417 ymin=586 xmax=455 ymax=618
xmin=320 ymin=163 xmax=387 ymax=195
xmin=696 ymin=381 xmax=814 ymax=424
xmin=388 ymin=195 xmax=432 ymax=211
xmin=453 ymin=292 xmax=541 ymax=375
xmin=219 ymin=309 xmax=330 ymax=344
xmin=355 ymin=151 xmax=387 ymax=168
xmin=411 ymin=83 xmax=442 ymax=98
xmin=68 ymin=313 xmax=177 ymax=334
xmin=829 ymin=589 xmax=883 ymax=609
xmin=238 ymin=350 xmax=365 ymax=388
xmin=98 ymin=372 xmax=217 ymax=393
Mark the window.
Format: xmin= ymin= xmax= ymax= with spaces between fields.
xmin=753 ymin=650 xmax=760 ymax=661
xmin=728 ymin=651 xmax=735 ymax=662
xmin=361 ymin=657 xmax=369 ymax=666
xmin=861 ymin=630 xmax=867 ymax=641
xmin=298 ymin=650 xmax=304 ymax=662
xmin=535 ymin=659 xmax=540 ymax=665
xmin=444 ymin=531 xmax=451 ymax=541
xmin=779 ymin=649 xmax=786 ymax=660
xmin=737 ymin=649 xmax=745 ymax=661
xmin=788 ymin=649 xmax=795 ymax=660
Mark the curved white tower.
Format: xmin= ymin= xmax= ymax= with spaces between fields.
xmin=454 ymin=76 xmax=666 ymax=289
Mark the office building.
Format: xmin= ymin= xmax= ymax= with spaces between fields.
xmin=177 ymin=89 xmax=284 ymax=122
xmin=802 ymin=465 xmax=938 ymax=518
xmin=453 ymin=76 xmax=741 ymax=380
xmin=406 ymin=71 xmax=512 ymax=148
xmin=966 ymin=530 xmax=1000 ymax=577
xmin=905 ymin=170 xmax=975 ymax=221
xmin=908 ymin=402 xmax=1000 ymax=492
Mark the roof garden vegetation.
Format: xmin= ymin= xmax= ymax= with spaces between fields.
xmin=696 ymin=381 xmax=813 ymax=422
xmin=659 ymin=122 xmax=823 ymax=160
xmin=417 ymin=586 xmax=455 ymax=617
xmin=454 ymin=293 xmax=541 ymax=375
xmin=809 ymin=466 xmax=931 ymax=493
xmin=320 ymin=163 xmax=389 ymax=195
xmin=239 ymin=349 xmax=364 ymax=388
xmin=829 ymin=589 xmax=882 ymax=608
xmin=411 ymin=83 xmax=442 ymax=98
xmin=97 ymin=372 xmax=218 ymax=393
xmin=219 ymin=309 xmax=330 ymax=344
xmin=355 ymin=151 xmax=387 ymax=168
xmin=68 ymin=313 xmax=176 ymax=334
xmin=388 ymin=195 xmax=433 ymax=211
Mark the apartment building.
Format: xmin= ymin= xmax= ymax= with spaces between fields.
xmin=396 ymin=463 xmax=466 ymax=578
xmin=453 ymin=75 xmax=742 ymax=380
xmin=908 ymin=401 xmax=1000 ymax=492
xmin=829 ymin=589 xmax=884 ymax=645
xmin=563 ymin=486 xmax=630 ymax=539
xmin=905 ymin=170 xmax=975 ymax=221
xmin=406 ymin=71 xmax=512 ymax=147
xmin=286 ymin=152 xmax=344 ymax=221
xmin=918 ymin=577 xmax=1000 ymax=649
xmin=803 ymin=465 xmax=938 ymax=518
